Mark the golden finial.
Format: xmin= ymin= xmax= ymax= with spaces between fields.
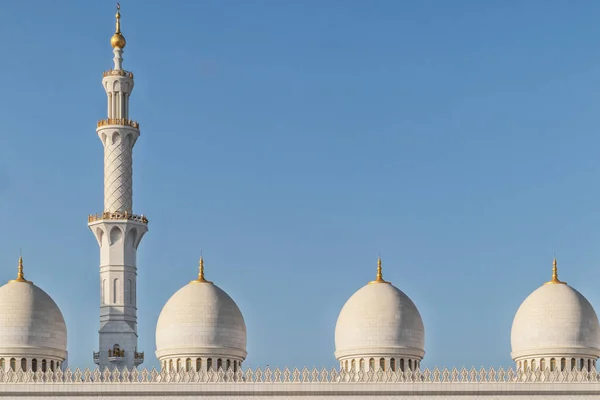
xmin=544 ymin=257 xmax=566 ymax=285
xmin=190 ymin=256 xmax=213 ymax=284
xmin=9 ymin=256 xmax=32 ymax=284
xmin=110 ymin=3 xmax=127 ymax=49
xmin=369 ymin=256 xmax=390 ymax=284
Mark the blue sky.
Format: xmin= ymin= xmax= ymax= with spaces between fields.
xmin=1 ymin=0 xmax=600 ymax=371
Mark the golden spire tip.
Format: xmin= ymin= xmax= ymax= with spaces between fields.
xmin=369 ymin=255 xmax=390 ymax=284
xmin=545 ymin=256 xmax=566 ymax=285
xmin=191 ymin=255 xmax=212 ymax=284
xmin=110 ymin=2 xmax=127 ymax=49
xmin=10 ymin=255 xmax=31 ymax=284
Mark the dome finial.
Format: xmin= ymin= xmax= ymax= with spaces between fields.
xmin=191 ymin=255 xmax=213 ymax=284
xmin=10 ymin=255 xmax=32 ymax=284
xmin=369 ymin=255 xmax=390 ymax=284
xmin=545 ymin=257 xmax=566 ymax=285
xmin=110 ymin=3 xmax=127 ymax=49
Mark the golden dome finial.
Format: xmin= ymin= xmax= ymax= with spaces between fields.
xmin=191 ymin=255 xmax=213 ymax=284
xmin=545 ymin=257 xmax=566 ymax=285
xmin=369 ymin=255 xmax=390 ymax=284
xmin=110 ymin=3 xmax=127 ymax=49
xmin=10 ymin=255 xmax=32 ymax=284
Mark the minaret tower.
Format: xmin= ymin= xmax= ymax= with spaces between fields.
xmin=88 ymin=3 xmax=148 ymax=371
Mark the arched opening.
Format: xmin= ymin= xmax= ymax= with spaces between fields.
xmin=20 ymin=358 xmax=26 ymax=372
xmin=50 ymin=360 xmax=54 ymax=372
xmin=113 ymin=279 xmax=118 ymax=303
xmin=540 ymin=359 xmax=546 ymax=371
xmin=560 ymin=358 xmax=566 ymax=371
xmin=186 ymin=358 xmax=191 ymax=372
xmin=207 ymin=358 xmax=212 ymax=371
xmin=351 ymin=359 xmax=356 ymax=371
xmin=359 ymin=359 xmax=365 ymax=371
xmin=400 ymin=358 xmax=405 ymax=372
xmin=41 ymin=360 xmax=47 ymax=372
xmin=9 ymin=358 xmax=15 ymax=371
xmin=344 ymin=360 xmax=348 ymax=371
xmin=0 ymin=358 xmax=4 ymax=371
xmin=390 ymin=358 xmax=396 ymax=372
xmin=408 ymin=359 xmax=413 ymax=371
xmin=233 ymin=360 xmax=238 ymax=373
xmin=550 ymin=358 xmax=556 ymax=371
xmin=217 ymin=358 xmax=222 ymax=370
xmin=369 ymin=358 xmax=375 ymax=371
xmin=226 ymin=359 xmax=231 ymax=371
xmin=571 ymin=358 xmax=576 ymax=370
xmin=579 ymin=359 xmax=584 ymax=371
xmin=379 ymin=358 xmax=385 ymax=371
xmin=168 ymin=360 xmax=173 ymax=371
xmin=531 ymin=359 xmax=536 ymax=371
xmin=196 ymin=358 xmax=202 ymax=372
xmin=524 ymin=360 xmax=528 ymax=370
xmin=176 ymin=359 xmax=181 ymax=372
xmin=588 ymin=359 xmax=592 ymax=371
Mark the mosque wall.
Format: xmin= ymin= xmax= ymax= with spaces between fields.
xmin=0 ymin=366 xmax=599 ymax=398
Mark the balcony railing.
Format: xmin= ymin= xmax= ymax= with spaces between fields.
xmin=97 ymin=119 xmax=139 ymax=129
xmin=134 ymin=352 xmax=144 ymax=365
xmin=103 ymin=69 xmax=134 ymax=79
xmin=88 ymin=211 xmax=148 ymax=224
xmin=93 ymin=352 xmax=100 ymax=364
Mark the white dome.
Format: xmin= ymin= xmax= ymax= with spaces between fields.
xmin=511 ymin=268 xmax=600 ymax=361
xmin=155 ymin=265 xmax=247 ymax=360
xmin=0 ymin=263 xmax=67 ymax=359
xmin=334 ymin=261 xmax=425 ymax=360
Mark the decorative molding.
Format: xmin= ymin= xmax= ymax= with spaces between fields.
xmin=0 ymin=366 xmax=599 ymax=384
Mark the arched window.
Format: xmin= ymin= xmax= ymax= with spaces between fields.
xmin=571 ymin=358 xmax=576 ymax=370
xmin=369 ymin=358 xmax=375 ymax=371
xmin=344 ymin=360 xmax=348 ymax=371
xmin=186 ymin=358 xmax=191 ymax=372
xmin=579 ymin=359 xmax=584 ymax=370
xmin=531 ymin=359 xmax=536 ymax=371
xmin=390 ymin=358 xmax=396 ymax=372
xmin=20 ymin=358 xmax=26 ymax=372
xmin=524 ymin=360 xmax=528 ymax=370
xmin=540 ymin=359 xmax=546 ymax=371
xmin=196 ymin=358 xmax=202 ymax=372
xmin=351 ymin=359 xmax=356 ymax=371
xmin=550 ymin=358 xmax=556 ymax=371
xmin=207 ymin=358 xmax=213 ymax=371
xmin=560 ymin=358 xmax=566 ymax=371
xmin=408 ymin=359 xmax=413 ymax=371
xmin=226 ymin=359 xmax=231 ymax=371
xmin=233 ymin=360 xmax=238 ymax=373
xmin=217 ymin=358 xmax=222 ymax=370
xmin=50 ymin=360 xmax=54 ymax=372
xmin=379 ymin=358 xmax=385 ymax=371
xmin=176 ymin=359 xmax=181 ymax=372
xmin=359 ymin=359 xmax=365 ymax=371
xmin=41 ymin=360 xmax=47 ymax=372
xmin=9 ymin=358 xmax=15 ymax=371
xmin=400 ymin=359 xmax=405 ymax=372
xmin=168 ymin=359 xmax=173 ymax=371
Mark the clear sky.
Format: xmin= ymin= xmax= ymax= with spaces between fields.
xmin=1 ymin=0 xmax=600 ymax=371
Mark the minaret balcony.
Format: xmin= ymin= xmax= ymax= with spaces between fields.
xmin=88 ymin=211 xmax=148 ymax=224
xmin=108 ymin=349 xmax=125 ymax=362
xmin=103 ymin=69 xmax=134 ymax=79
xmin=97 ymin=118 xmax=139 ymax=129
xmin=134 ymin=352 xmax=144 ymax=365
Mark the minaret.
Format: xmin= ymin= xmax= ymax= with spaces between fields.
xmin=88 ymin=3 xmax=147 ymax=371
